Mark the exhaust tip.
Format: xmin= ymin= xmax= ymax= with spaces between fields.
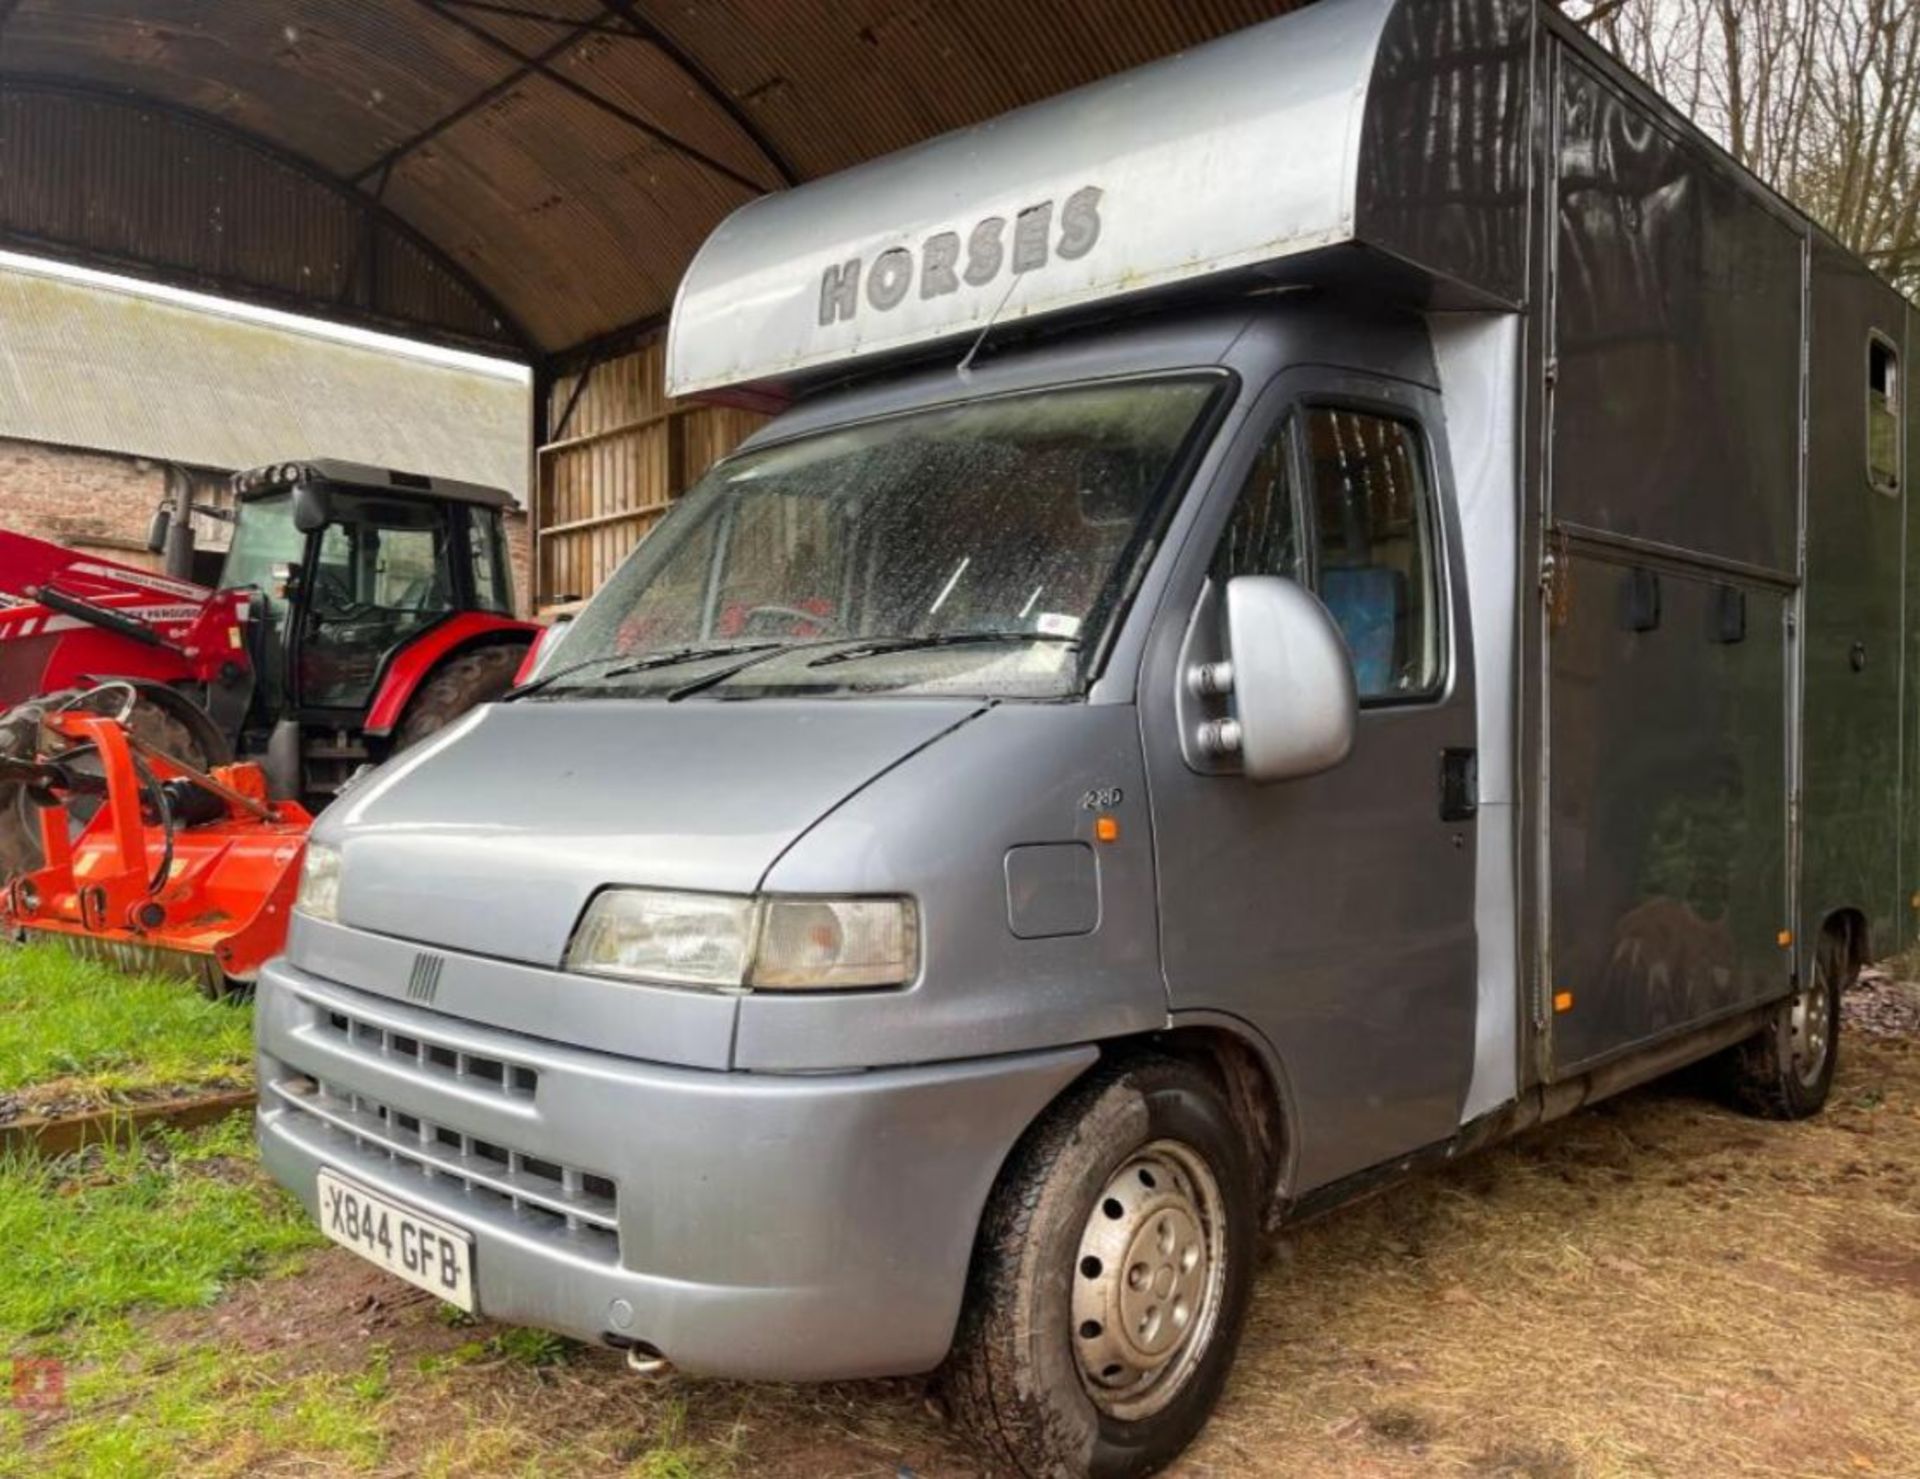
xmin=624 ymin=1343 xmax=672 ymax=1377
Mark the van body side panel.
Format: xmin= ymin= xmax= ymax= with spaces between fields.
xmin=1430 ymin=312 xmax=1523 ymax=1118
xmin=1541 ymin=49 xmax=1802 ymax=1075
xmin=1546 ymin=562 xmax=1791 ymax=1070
xmin=1548 ymin=59 xmax=1802 ymax=574
xmin=1905 ymin=301 xmax=1920 ymax=954
xmin=1802 ymin=245 xmax=1909 ymax=958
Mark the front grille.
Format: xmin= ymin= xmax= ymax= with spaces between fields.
xmin=269 ymin=1072 xmax=619 ymax=1263
xmin=317 ymin=1006 xmax=539 ymax=1099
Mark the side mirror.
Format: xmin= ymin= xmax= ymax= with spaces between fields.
xmin=291 ymin=482 xmax=333 ymax=534
xmin=145 ymin=507 xmax=171 ymax=554
xmin=1210 ymin=576 xmax=1356 ymax=783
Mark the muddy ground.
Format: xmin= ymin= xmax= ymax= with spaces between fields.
xmin=47 ymin=984 xmax=1920 ymax=1477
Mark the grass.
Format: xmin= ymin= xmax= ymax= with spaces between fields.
xmin=0 ymin=942 xmax=253 ymax=1108
xmin=0 ymin=1116 xmax=319 ymax=1338
xmin=0 ymin=1334 xmax=391 ymax=1478
xmin=0 ymin=1112 xmax=355 ymax=1478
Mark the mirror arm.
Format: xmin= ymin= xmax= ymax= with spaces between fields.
xmin=1198 ymin=716 xmax=1243 ymax=757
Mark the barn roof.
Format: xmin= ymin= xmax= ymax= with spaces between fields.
xmin=0 ymin=255 xmax=531 ymax=495
xmin=0 ymin=0 xmax=1304 ymax=363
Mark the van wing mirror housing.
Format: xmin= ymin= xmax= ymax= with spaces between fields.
xmin=291 ymin=482 xmax=333 ymax=534
xmin=145 ymin=507 xmax=171 ymax=554
xmin=1213 ymin=576 xmax=1357 ymax=783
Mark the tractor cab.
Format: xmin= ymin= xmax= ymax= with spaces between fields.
xmin=218 ymin=461 xmax=517 ymax=723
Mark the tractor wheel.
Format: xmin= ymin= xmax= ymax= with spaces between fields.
xmin=0 ymin=694 xmax=206 ymax=882
xmin=395 ymin=644 xmax=530 ymax=750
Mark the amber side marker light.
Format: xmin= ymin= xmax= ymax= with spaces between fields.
xmin=1553 ymin=990 xmax=1574 ymax=1013
xmin=1095 ymin=815 xmax=1120 ymax=843
xmin=1777 ymin=929 xmax=1794 ymax=948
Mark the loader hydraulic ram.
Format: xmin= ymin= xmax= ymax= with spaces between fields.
xmin=0 ymin=689 xmax=312 ymax=995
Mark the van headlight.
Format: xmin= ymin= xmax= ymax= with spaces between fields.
xmin=565 ymin=889 xmax=918 ymax=992
xmin=294 ymin=843 xmax=342 ymax=923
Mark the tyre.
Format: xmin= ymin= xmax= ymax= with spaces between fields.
xmin=1717 ymin=927 xmax=1849 ymax=1119
xmin=0 ymin=693 xmax=206 ymax=881
xmin=395 ymin=644 xmax=529 ymax=749
xmin=943 ymin=1055 xmax=1258 ymax=1479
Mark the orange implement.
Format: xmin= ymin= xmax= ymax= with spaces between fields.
xmin=2 ymin=709 xmax=311 ymax=994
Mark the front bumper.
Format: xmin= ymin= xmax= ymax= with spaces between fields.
xmin=254 ymin=956 xmax=1092 ymax=1380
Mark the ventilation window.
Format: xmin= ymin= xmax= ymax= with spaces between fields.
xmin=1869 ymin=334 xmax=1900 ymax=495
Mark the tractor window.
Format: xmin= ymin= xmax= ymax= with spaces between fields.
xmin=463 ymin=509 xmax=516 ymax=615
xmin=300 ymin=492 xmax=458 ymax=710
xmin=220 ymin=492 xmax=306 ymax=603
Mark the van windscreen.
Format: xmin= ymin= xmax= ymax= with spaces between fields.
xmin=538 ymin=376 xmax=1219 ymax=701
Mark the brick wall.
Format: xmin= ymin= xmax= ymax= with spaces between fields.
xmin=0 ymin=437 xmax=172 ymax=566
xmin=0 ymin=436 xmax=535 ymax=614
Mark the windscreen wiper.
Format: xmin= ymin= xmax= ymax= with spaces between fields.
xmin=664 ymin=636 xmax=868 ymax=701
xmin=804 ymin=631 xmax=1080 ymax=669
xmin=503 ymin=643 xmax=779 ymax=702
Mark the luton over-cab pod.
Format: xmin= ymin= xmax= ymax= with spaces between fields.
xmin=666 ymin=0 xmax=1529 ymax=401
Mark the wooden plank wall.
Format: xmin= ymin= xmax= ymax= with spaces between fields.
xmin=535 ymin=335 xmax=764 ymax=614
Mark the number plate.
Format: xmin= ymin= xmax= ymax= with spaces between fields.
xmin=316 ymin=1169 xmax=475 ymax=1311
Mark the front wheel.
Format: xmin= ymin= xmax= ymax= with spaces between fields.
xmin=943 ymin=1055 xmax=1257 ymax=1479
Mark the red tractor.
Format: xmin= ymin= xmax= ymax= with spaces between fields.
xmin=0 ymin=458 xmax=538 ymax=875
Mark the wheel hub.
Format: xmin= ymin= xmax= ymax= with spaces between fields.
xmin=1789 ymin=972 xmax=1832 ymax=1088
xmin=1071 ymin=1139 xmax=1226 ymax=1421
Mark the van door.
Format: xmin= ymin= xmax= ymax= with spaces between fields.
xmin=1141 ymin=370 xmax=1479 ymax=1194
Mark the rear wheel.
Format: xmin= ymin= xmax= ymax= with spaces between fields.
xmin=943 ymin=1055 xmax=1257 ymax=1479
xmin=0 ymin=693 xmax=207 ymax=881
xmin=395 ymin=644 xmax=529 ymax=750
xmin=1718 ymin=927 xmax=1848 ymax=1119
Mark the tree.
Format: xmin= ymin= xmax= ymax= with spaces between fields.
xmin=1558 ymin=0 xmax=1920 ymax=290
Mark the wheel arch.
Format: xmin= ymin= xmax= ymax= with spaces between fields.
xmin=1819 ymin=906 xmax=1869 ymax=979
xmin=363 ymin=613 xmax=537 ymax=737
xmin=1088 ymin=1014 xmax=1296 ymax=1224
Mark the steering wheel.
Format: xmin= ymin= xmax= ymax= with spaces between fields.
xmin=740 ymin=604 xmax=840 ymax=635
xmin=310 ymin=568 xmax=371 ymax=619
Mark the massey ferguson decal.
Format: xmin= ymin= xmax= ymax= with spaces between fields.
xmin=818 ymin=186 xmax=1104 ymax=327
xmin=67 ymin=562 xmax=205 ymax=600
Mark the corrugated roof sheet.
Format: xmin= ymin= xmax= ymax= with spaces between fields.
xmin=0 ymin=259 xmax=530 ymax=498
xmin=0 ymin=0 xmax=1305 ymax=356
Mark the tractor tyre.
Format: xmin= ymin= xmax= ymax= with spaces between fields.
xmin=395 ymin=644 xmax=530 ymax=751
xmin=0 ymin=694 xmax=206 ymax=882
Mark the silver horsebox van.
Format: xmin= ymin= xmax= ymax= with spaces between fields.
xmin=257 ymin=0 xmax=1920 ymax=1471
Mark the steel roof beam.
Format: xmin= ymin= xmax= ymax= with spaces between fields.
xmin=350 ymin=6 xmax=616 ymax=187
xmin=596 ymin=0 xmax=798 ymax=188
xmin=431 ymin=1 xmax=640 ymax=35
xmin=412 ymin=0 xmax=776 ymax=196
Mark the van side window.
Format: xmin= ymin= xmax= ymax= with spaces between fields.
xmin=1869 ymin=334 xmax=1900 ymax=494
xmin=1303 ymin=408 xmax=1442 ymax=701
xmin=1211 ymin=419 xmax=1301 ymax=583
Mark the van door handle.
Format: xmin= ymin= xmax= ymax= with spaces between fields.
xmin=1440 ymin=748 xmax=1477 ymax=822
